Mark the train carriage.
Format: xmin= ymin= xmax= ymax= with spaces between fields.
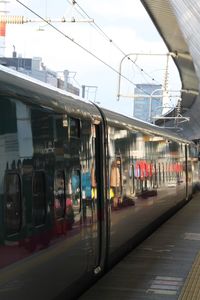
xmin=0 ymin=65 xmax=198 ymax=300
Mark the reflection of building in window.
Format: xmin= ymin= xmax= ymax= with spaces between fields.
xmin=91 ymin=162 xmax=97 ymax=199
xmin=16 ymin=101 xmax=33 ymax=158
xmin=5 ymin=173 xmax=21 ymax=235
xmin=110 ymin=161 xmax=121 ymax=188
xmin=54 ymin=170 xmax=65 ymax=219
xmin=71 ymin=169 xmax=81 ymax=214
xmin=110 ymin=159 xmax=122 ymax=207
xmin=32 ymin=171 xmax=46 ymax=226
xmin=70 ymin=118 xmax=80 ymax=138
xmin=81 ymin=166 xmax=91 ymax=200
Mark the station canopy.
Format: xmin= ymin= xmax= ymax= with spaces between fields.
xmin=141 ymin=0 xmax=200 ymax=141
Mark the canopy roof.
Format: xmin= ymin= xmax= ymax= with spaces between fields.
xmin=141 ymin=0 xmax=200 ymax=140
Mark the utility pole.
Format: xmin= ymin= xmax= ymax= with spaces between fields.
xmin=162 ymin=53 xmax=170 ymax=112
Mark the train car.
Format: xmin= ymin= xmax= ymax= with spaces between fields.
xmin=0 ymin=65 xmax=198 ymax=300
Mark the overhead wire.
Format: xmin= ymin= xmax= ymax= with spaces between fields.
xmin=69 ymin=0 xmax=161 ymax=85
xmin=16 ymin=0 xmax=151 ymax=95
xmin=68 ymin=0 xmax=124 ymax=52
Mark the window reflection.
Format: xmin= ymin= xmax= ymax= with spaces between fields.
xmin=70 ymin=118 xmax=80 ymax=138
xmin=32 ymin=171 xmax=46 ymax=226
xmin=54 ymin=170 xmax=65 ymax=219
xmin=5 ymin=173 xmax=21 ymax=235
xmin=71 ymin=169 xmax=81 ymax=215
xmin=110 ymin=158 xmax=122 ymax=209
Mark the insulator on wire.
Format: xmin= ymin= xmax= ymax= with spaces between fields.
xmin=0 ymin=15 xmax=25 ymax=24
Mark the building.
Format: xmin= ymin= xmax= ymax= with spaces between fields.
xmin=0 ymin=53 xmax=80 ymax=96
xmin=134 ymin=83 xmax=163 ymax=122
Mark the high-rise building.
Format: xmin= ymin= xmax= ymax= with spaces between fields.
xmin=134 ymin=83 xmax=163 ymax=122
xmin=0 ymin=55 xmax=80 ymax=96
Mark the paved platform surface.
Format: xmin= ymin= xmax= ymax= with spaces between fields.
xmin=79 ymin=193 xmax=200 ymax=300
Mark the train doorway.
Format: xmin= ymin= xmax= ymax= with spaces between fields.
xmin=92 ymin=123 xmax=103 ymax=269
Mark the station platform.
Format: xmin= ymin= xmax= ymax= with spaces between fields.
xmin=79 ymin=192 xmax=200 ymax=300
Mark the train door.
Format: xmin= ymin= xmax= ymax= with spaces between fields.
xmin=91 ymin=123 xmax=105 ymax=272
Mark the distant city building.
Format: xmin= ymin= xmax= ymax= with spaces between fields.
xmin=134 ymin=83 xmax=163 ymax=122
xmin=0 ymin=54 xmax=80 ymax=96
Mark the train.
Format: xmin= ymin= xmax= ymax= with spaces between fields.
xmin=0 ymin=64 xmax=199 ymax=300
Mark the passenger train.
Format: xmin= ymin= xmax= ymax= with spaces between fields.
xmin=0 ymin=65 xmax=199 ymax=300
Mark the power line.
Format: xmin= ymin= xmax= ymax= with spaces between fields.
xmin=15 ymin=0 xmax=151 ymax=95
xmin=69 ymin=0 xmax=160 ymax=85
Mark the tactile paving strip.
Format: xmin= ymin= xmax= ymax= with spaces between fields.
xmin=178 ymin=252 xmax=200 ymax=300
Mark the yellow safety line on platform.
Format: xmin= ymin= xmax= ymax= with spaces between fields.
xmin=179 ymin=252 xmax=200 ymax=300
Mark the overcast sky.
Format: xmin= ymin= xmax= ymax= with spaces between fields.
xmin=4 ymin=0 xmax=181 ymax=117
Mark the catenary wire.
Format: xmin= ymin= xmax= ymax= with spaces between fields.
xmin=69 ymin=0 xmax=161 ymax=85
xmin=16 ymin=0 xmax=151 ymax=95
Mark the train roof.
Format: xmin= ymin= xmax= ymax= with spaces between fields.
xmin=0 ymin=64 xmax=101 ymax=122
xmin=102 ymin=108 xmax=191 ymax=144
xmin=0 ymin=65 xmax=192 ymax=145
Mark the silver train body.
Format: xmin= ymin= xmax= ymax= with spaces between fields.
xmin=0 ymin=65 xmax=199 ymax=299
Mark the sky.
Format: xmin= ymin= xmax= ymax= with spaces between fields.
xmin=3 ymin=0 xmax=181 ymax=117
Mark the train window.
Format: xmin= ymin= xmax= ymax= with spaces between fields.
xmin=131 ymin=163 xmax=135 ymax=194
xmin=54 ymin=170 xmax=66 ymax=219
xmin=70 ymin=117 xmax=80 ymax=138
xmin=54 ymin=116 xmax=68 ymax=146
xmin=110 ymin=159 xmax=122 ymax=190
xmin=32 ymin=171 xmax=46 ymax=226
xmin=5 ymin=173 xmax=22 ymax=235
xmin=71 ymin=169 xmax=81 ymax=215
xmin=135 ymin=161 xmax=141 ymax=191
xmin=166 ymin=162 xmax=169 ymax=182
xmin=158 ymin=163 xmax=162 ymax=186
xmin=153 ymin=163 xmax=157 ymax=188
xmin=110 ymin=158 xmax=122 ymax=208
xmin=162 ymin=163 xmax=165 ymax=183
